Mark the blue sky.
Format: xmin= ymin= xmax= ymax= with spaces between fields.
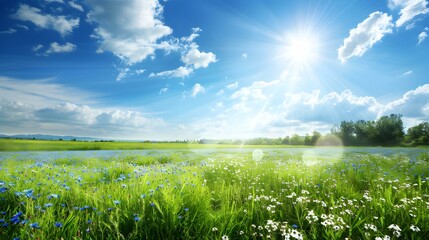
xmin=0 ymin=0 xmax=428 ymax=140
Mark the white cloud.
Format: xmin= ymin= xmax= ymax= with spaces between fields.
xmin=0 ymin=28 xmax=17 ymax=34
xmin=181 ymin=48 xmax=217 ymax=69
xmin=69 ymin=2 xmax=84 ymax=12
xmin=241 ymin=52 xmax=248 ymax=59
xmin=45 ymin=0 xmax=64 ymax=3
xmin=16 ymin=24 xmax=29 ymax=30
xmin=338 ymin=12 xmax=393 ymax=63
xmin=14 ymin=4 xmax=79 ymax=36
xmin=45 ymin=42 xmax=76 ymax=55
xmin=0 ymin=76 xmax=95 ymax=108
xmin=216 ymin=89 xmax=225 ymax=96
xmin=231 ymin=80 xmax=279 ymax=102
xmin=418 ymin=31 xmax=428 ymax=44
xmin=402 ymin=70 xmax=413 ymax=76
xmin=87 ymin=0 xmax=172 ymax=65
xmin=0 ymin=76 xmax=165 ymax=139
xmin=389 ymin=0 xmax=429 ymax=27
xmin=383 ymin=84 xmax=429 ymax=118
xmin=226 ymin=82 xmax=239 ymax=90
xmin=149 ymin=66 xmax=193 ymax=78
xmin=191 ymin=83 xmax=205 ymax=97
xmin=135 ymin=69 xmax=146 ymax=75
xmin=116 ymin=68 xmax=130 ymax=81
xmin=180 ymin=27 xmax=201 ymax=42
xmin=32 ymin=44 xmax=44 ymax=52
xmin=159 ymin=88 xmax=168 ymax=94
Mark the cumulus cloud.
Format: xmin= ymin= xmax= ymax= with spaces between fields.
xmin=191 ymin=83 xmax=205 ymax=97
xmin=0 ymin=76 xmax=164 ymax=139
xmin=13 ymin=4 xmax=79 ymax=36
xmin=181 ymin=48 xmax=217 ymax=69
xmin=149 ymin=66 xmax=193 ymax=78
xmin=389 ymin=0 xmax=429 ymax=27
xmin=383 ymin=84 xmax=429 ymax=118
xmin=338 ymin=12 xmax=393 ymax=63
xmin=44 ymin=42 xmax=76 ymax=55
xmin=32 ymin=44 xmax=44 ymax=52
xmin=418 ymin=31 xmax=428 ymax=44
xmin=87 ymin=0 xmax=172 ymax=65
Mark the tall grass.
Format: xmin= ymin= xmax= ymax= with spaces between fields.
xmin=0 ymin=151 xmax=428 ymax=239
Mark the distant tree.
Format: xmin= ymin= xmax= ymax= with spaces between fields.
xmin=374 ymin=114 xmax=404 ymax=146
xmin=354 ymin=120 xmax=375 ymax=146
xmin=311 ymin=131 xmax=322 ymax=145
xmin=281 ymin=136 xmax=290 ymax=145
xmin=339 ymin=121 xmax=355 ymax=146
xmin=290 ymin=134 xmax=304 ymax=145
xmin=407 ymin=122 xmax=429 ymax=145
xmin=304 ymin=134 xmax=312 ymax=146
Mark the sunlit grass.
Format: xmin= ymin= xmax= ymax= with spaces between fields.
xmin=0 ymin=151 xmax=428 ymax=239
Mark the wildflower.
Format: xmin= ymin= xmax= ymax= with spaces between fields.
xmin=0 ymin=187 xmax=7 ymax=193
xmin=54 ymin=222 xmax=63 ymax=228
xmin=134 ymin=216 xmax=140 ymax=222
xmin=410 ymin=225 xmax=420 ymax=232
xmin=30 ymin=222 xmax=40 ymax=229
xmin=87 ymin=219 xmax=92 ymax=224
xmin=212 ymin=227 xmax=218 ymax=232
xmin=292 ymin=224 xmax=298 ymax=229
xmin=44 ymin=203 xmax=53 ymax=208
xmin=113 ymin=200 xmax=120 ymax=205
xmin=221 ymin=235 xmax=229 ymax=240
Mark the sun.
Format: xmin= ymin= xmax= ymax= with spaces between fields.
xmin=285 ymin=33 xmax=319 ymax=65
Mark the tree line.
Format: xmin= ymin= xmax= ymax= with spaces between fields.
xmin=212 ymin=114 xmax=428 ymax=147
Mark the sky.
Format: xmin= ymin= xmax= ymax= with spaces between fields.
xmin=0 ymin=0 xmax=428 ymax=140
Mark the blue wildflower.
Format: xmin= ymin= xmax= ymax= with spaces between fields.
xmin=134 ymin=216 xmax=140 ymax=222
xmin=87 ymin=219 xmax=92 ymax=224
xmin=113 ymin=200 xmax=120 ymax=205
xmin=44 ymin=203 xmax=53 ymax=208
xmin=0 ymin=187 xmax=7 ymax=193
xmin=30 ymin=222 xmax=40 ymax=229
xmin=11 ymin=211 xmax=23 ymax=224
xmin=54 ymin=222 xmax=63 ymax=228
xmin=292 ymin=224 xmax=298 ymax=229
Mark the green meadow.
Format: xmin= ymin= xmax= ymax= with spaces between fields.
xmin=0 ymin=149 xmax=428 ymax=239
xmin=0 ymin=139 xmax=293 ymax=152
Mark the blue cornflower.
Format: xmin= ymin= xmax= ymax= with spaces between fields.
xmin=11 ymin=211 xmax=23 ymax=224
xmin=113 ymin=200 xmax=120 ymax=205
xmin=54 ymin=222 xmax=63 ymax=228
xmin=134 ymin=216 xmax=140 ymax=222
xmin=0 ymin=187 xmax=7 ymax=193
xmin=2 ymin=222 xmax=8 ymax=227
xmin=44 ymin=203 xmax=53 ymax=208
xmin=184 ymin=208 xmax=189 ymax=212
xmin=292 ymin=224 xmax=298 ymax=229
xmin=87 ymin=219 xmax=92 ymax=224
xmin=30 ymin=222 xmax=40 ymax=229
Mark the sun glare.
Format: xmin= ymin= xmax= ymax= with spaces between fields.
xmin=285 ymin=33 xmax=319 ymax=65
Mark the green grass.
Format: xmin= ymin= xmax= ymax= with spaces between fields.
xmin=0 ymin=139 xmax=310 ymax=151
xmin=0 ymin=150 xmax=428 ymax=239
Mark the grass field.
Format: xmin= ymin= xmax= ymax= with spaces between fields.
xmin=0 ymin=150 xmax=428 ymax=239
xmin=0 ymin=139 xmax=302 ymax=151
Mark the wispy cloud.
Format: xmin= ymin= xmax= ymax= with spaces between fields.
xmin=402 ymin=70 xmax=413 ymax=76
xmin=191 ymin=83 xmax=205 ymax=97
xmin=149 ymin=66 xmax=193 ymax=78
xmin=418 ymin=31 xmax=428 ymax=44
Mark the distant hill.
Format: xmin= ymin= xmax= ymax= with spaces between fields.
xmin=0 ymin=134 xmax=100 ymax=141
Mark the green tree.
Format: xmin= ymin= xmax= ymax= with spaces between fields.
xmin=407 ymin=122 xmax=429 ymax=145
xmin=374 ymin=114 xmax=404 ymax=146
